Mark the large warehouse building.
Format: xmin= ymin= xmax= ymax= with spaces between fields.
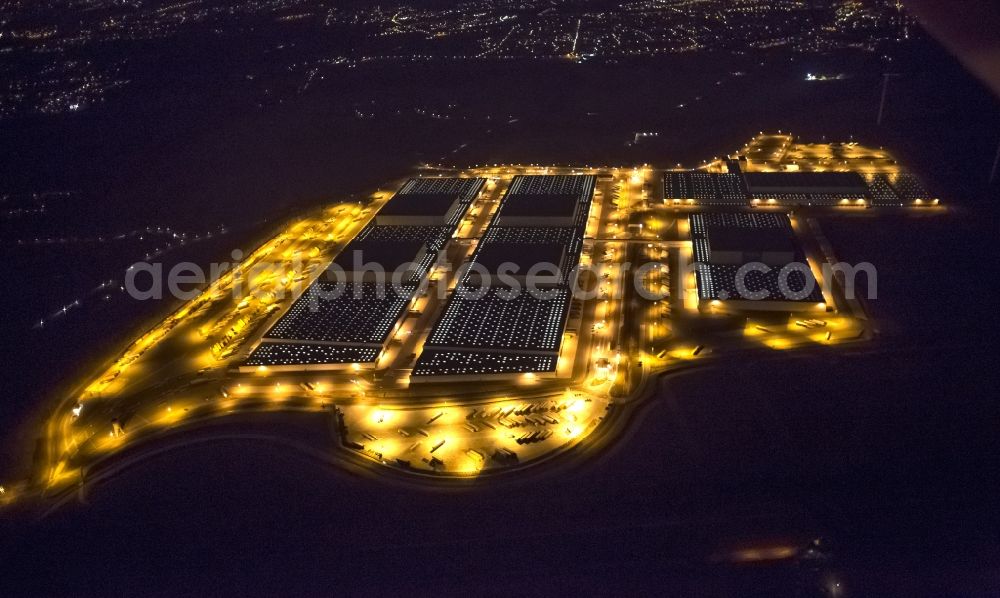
xmin=494 ymin=176 xmax=587 ymax=227
xmin=242 ymin=177 xmax=485 ymax=371
xmin=743 ymin=171 xmax=869 ymax=206
xmin=413 ymin=174 xmax=595 ymax=380
xmin=690 ymin=212 xmax=826 ymax=312
xmin=663 ymin=166 xmax=935 ymax=208
xmin=324 ymin=238 xmax=429 ymax=283
xmin=743 ymin=172 xmax=868 ymax=195
xmin=375 ymin=177 xmax=475 ymax=226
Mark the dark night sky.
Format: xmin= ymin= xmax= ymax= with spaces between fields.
xmin=906 ymin=0 xmax=1000 ymax=97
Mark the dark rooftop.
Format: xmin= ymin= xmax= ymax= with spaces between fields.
xmin=378 ymin=192 xmax=461 ymax=218
xmin=471 ymin=241 xmax=567 ymax=277
xmin=498 ymin=192 xmax=581 ymax=218
xmin=744 ymin=171 xmax=867 ymax=192
xmin=704 ymin=225 xmax=798 ymax=257
xmin=328 ymin=238 xmax=428 ymax=275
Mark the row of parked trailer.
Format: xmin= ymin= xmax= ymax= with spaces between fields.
xmin=516 ymin=430 xmax=554 ymax=444
xmin=499 ymin=414 xmax=561 ymax=429
xmin=471 ymin=399 xmax=584 ymax=421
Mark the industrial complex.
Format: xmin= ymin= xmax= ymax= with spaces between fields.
xmin=0 ymin=133 xmax=944 ymax=506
